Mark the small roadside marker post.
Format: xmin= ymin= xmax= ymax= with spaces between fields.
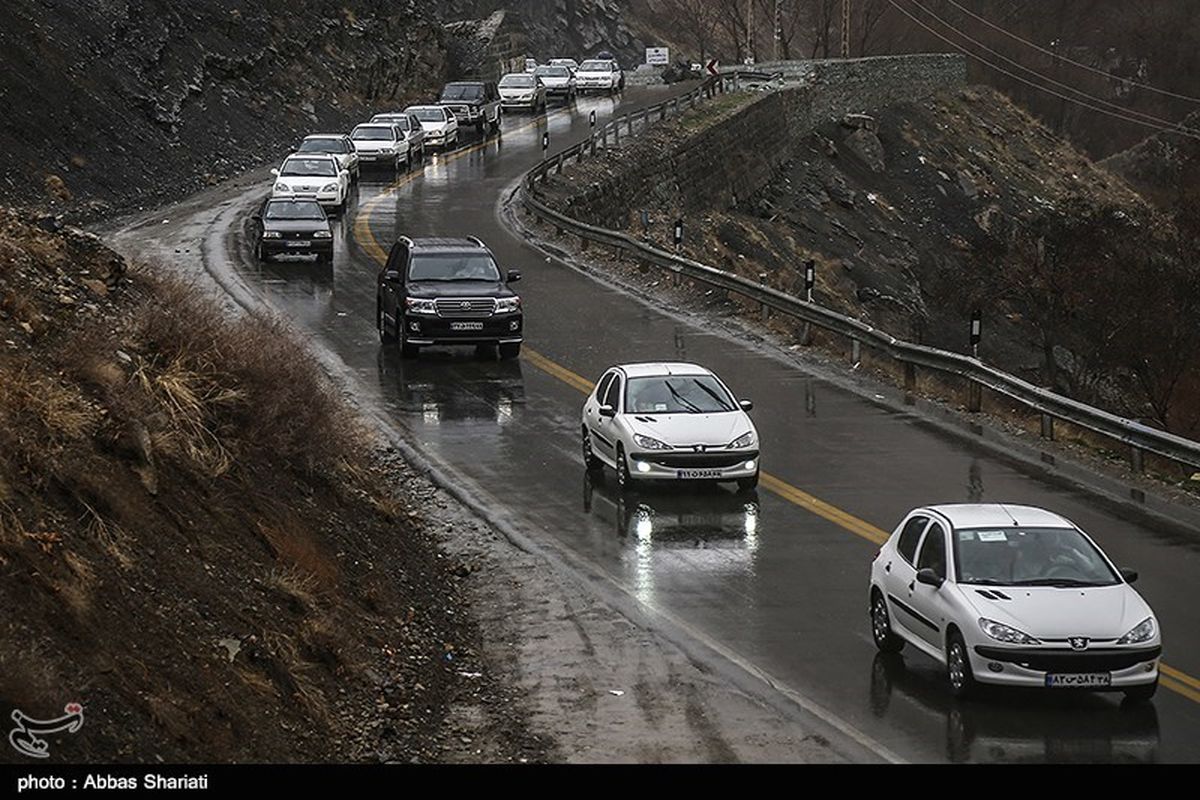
xmin=673 ymin=219 xmax=683 ymax=253
xmin=589 ymin=110 xmax=596 ymax=129
xmin=542 ymin=131 xmax=549 ymax=155
xmin=968 ymin=309 xmax=983 ymax=412
xmin=802 ymin=259 xmax=816 ymax=346
xmin=640 ymin=209 xmax=650 ymax=237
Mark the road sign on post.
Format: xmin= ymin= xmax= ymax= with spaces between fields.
xmin=804 ymin=259 xmax=815 ymax=302
xmin=970 ymin=308 xmax=982 ymax=358
xmin=706 ymin=59 xmax=720 ymax=77
xmin=589 ymin=110 xmax=596 ymax=129
xmin=645 ymin=47 xmax=669 ymax=66
xmin=673 ymin=219 xmax=684 ymax=253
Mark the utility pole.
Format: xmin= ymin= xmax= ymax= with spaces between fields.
xmin=841 ymin=0 xmax=851 ymax=58
xmin=774 ymin=0 xmax=782 ymax=62
xmin=746 ymin=0 xmax=755 ymax=64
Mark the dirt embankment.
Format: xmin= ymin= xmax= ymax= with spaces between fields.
xmin=0 ymin=1 xmax=448 ymax=223
xmin=0 ymin=208 xmax=546 ymax=763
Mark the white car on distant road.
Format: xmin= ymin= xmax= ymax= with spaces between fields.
xmin=575 ymin=58 xmax=624 ymax=94
xmin=533 ymin=65 xmax=576 ymax=101
xmin=549 ymin=57 xmax=579 ymax=74
xmin=349 ymin=123 xmax=411 ymax=171
xmin=581 ymin=363 xmax=759 ymax=491
xmin=869 ymin=504 xmax=1161 ymax=702
xmin=498 ymin=72 xmax=547 ymax=111
xmin=270 ymin=154 xmax=349 ymax=212
xmin=295 ymin=134 xmax=359 ymax=181
xmin=403 ymin=105 xmax=459 ymax=149
xmin=370 ymin=112 xmax=427 ymax=160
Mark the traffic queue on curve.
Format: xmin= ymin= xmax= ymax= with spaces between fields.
xmin=251 ymin=48 xmax=1165 ymax=708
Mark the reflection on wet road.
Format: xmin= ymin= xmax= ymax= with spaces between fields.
xmin=193 ymin=86 xmax=1200 ymax=762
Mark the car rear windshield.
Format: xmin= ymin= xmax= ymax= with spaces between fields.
xmin=351 ymin=126 xmax=395 ymax=141
xmin=280 ymin=158 xmax=336 ymax=177
xmin=579 ymin=60 xmax=610 ymax=71
xmin=955 ymin=526 xmax=1121 ymax=587
xmin=298 ymin=138 xmax=346 ymax=154
xmin=408 ymin=253 xmax=500 ymax=282
xmin=500 ymin=74 xmax=536 ymax=87
xmin=408 ymin=108 xmax=445 ymax=122
xmin=535 ymin=66 xmax=569 ymax=78
xmin=441 ymin=84 xmax=484 ymax=101
xmin=625 ymin=375 xmax=736 ymax=415
xmin=264 ymin=200 xmax=325 ymax=220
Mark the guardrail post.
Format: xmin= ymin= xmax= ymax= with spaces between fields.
xmin=1131 ymin=446 xmax=1145 ymax=474
xmin=967 ymin=381 xmax=982 ymax=413
xmin=601 ymin=127 xmax=608 ymax=148
xmin=555 ymin=153 xmax=564 ymax=174
xmin=904 ymin=363 xmax=916 ymax=395
xmin=641 ymin=108 xmax=648 ymax=131
xmin=672 ymin=97 xmax=679 ymax=115
xmin=851 ymin=339 xmax=861 ymax=366
xmin=760 ymin=302 xmax=769 ymax=322
xmin=1040 ymin=413 xmax=1055 ymax=441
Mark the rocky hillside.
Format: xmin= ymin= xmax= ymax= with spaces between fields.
xmin=441 ymin=0 xmax=644 ymax=63
xmin=0 ymin=1 xmax=449 ymax=221
xmin=0 ymin=209 xmax=542 ymax=762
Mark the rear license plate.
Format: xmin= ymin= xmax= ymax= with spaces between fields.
xmin=677 ymin=469 xmax=723 ymax=480
xmin=450 ymin=321 xmax=484 ymax=331
xmin=285 ymin=241 xmax=311 ymax=248
xmin=1045 ymin=673 xmax=1111 ymax=688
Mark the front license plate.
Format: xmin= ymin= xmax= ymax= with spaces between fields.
xmin=677 ymin=469 xmax=723 ymax=480
xmin=1045 ymin=673 xmax=1112 ymax=688
xmin=285 ymin=241 xmax=311 ymax=248
xmin=450 ymin=321 xmax=484 ymax=331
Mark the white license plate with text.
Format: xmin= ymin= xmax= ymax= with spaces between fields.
xmin=1045 ymin=673 xmax=1111 ymax=688
xmin=450 ymin=321 xmax=484 ymax=331
xmin=677 ymin=469 xmax=723 ymax=480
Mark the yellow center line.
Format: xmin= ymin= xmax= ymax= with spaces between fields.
xmin=349 ymin=104 xmax=1200 ymax=707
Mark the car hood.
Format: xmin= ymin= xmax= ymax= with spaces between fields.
xmin=264 ymin=219 xmax=330 ymax=234
xmin=500 ymin=87 xmax=536 ymax=96
xmin=352 ymin=140 xmax=396 ymax=152
xmin=626 ymin=412 xmax=754 ymax=448
xmin=275 ymin=175 xmax=337 ymax=187
xmin=419 ymin=121 xmax=452 ymax=132
xmin=405 ymin=280 xmax=514 ymax=299
xmin=539 ymin=76 xmax=571 ymax=86
xmin=962 ymin=583 xmax=1153 ymax=640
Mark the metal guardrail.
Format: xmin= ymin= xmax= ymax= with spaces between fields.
xmin=516 ymin=75 xmax=1200 ymax=473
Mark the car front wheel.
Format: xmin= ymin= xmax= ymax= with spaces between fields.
xmin=499 ymin=342 xmax=521 ymax=360
xmin=870 ymin=592 xmax=905 ymax=654
xmin=947 ymin=631 xmax=976 ymax=699
xmin=582 ymin=427 xmax=602 ymax=473
xmin=616 ymin=444 xmax=634 ymax=489
xmin=378 ymin=305 xmax=396 ymax=344
xmin=256 ymin=242 xmax=268 ymax=262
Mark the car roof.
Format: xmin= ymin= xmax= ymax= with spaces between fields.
xmin=303 ymin=133 xmax=347 ymax=139
xmin=920 ymin=504 xmax=1075 ymax=529
xmin=353 ymin=122 xmax=394 ymax=127
xmin=444 ymin=81 xmax=485 ymax=86
xmin=404 ymin=105 xmax=445 ymax=112
xmin=407 ymin=237 xmax=489 ymax=253
xmin=614 ymin=362 xmax=714 ymax=378
xmin=283 ymin=153 xmax=337 ymax=160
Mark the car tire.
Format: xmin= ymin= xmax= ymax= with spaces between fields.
xmin=317 ymin=250 xmax=333 ymax=265
xmin=946 ymin=631 xmax=976 ymax=699
xmin=736 ymin=472 xmax=759 ymax=492
xmin=255 ymin=242 xmax=268 ymax=262
xmin=616 ymin=443 xmax=634 ymax=489
xmin=498 ymin=342 xmax=521 ymax=360
xmin=582 ymin=427 xmax=602 ymax=473
xmin=870 ymin=591 xmax=905 ymax=654
xmin=378 ymin=304 xmax=396 ymax=344
xmin=1123 ymin=678 xmax=1158 ymax=703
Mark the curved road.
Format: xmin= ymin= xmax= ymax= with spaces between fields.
xmin=116 ymin=86 xmax=1200 ymax=762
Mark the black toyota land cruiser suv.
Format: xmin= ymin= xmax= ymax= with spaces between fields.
xmin=377 ymin=236 xmax=523 ymax=359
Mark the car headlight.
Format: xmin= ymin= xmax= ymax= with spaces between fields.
xmin=729 ymin=431 xmax=756 ymax=449
xmin=1117 ymin=617 xmax=1155 ymax=645
xmin=633 ymin=434 xmax=671 ymax=451
xmin=262 ymin=231 xmax=282 ymax=239
xmin=312 ymin=230 xmax=332 ymax=239
xmin=978 ymin=618 xmax=1040 ymax=645
xmin=405 ymin=297 xmax=436 ymax=315
xmin=495 ymin=296 xmax=521 ymax=314
xmin=321 ymin=182 xmax=339 ymax=192
xmin=274 ymin=182 xmax=290 ymax=193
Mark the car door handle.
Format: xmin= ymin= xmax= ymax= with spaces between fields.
xmin=907 ymin=580 xmax=915 ymax=592
xmin=884 ymin=562 xmax=891 ymax=573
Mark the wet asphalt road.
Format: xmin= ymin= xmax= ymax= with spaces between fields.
xmin=125 ymin=86 xmax=1200 ymax=762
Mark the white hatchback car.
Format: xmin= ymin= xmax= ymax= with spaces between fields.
xmin=270 ymin=154 xmax=349 ymax=212
xmin=403 ymin=105 xmax=460 ymax=149
xmin=581 ymin=363 xmax=759 ymax=491
xmin=869 ymin=504 xmax=1161 ymax=701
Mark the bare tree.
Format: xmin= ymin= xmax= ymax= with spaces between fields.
xmin=662 ymin=0 xmax=721 ymax=63
xmin=854 ymin=0 xmax=891 ymax=56
xmin=800 ymin=0 xmax=839 ymax=59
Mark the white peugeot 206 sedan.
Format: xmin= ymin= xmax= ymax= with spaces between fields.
xmin=581 ymin=363 xmax=759 ymax=491
xmin=869 ymin=504 xmax=1161 ymax=701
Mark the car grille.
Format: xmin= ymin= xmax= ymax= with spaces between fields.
xmin=436 ymin=298 xmax=495 ymax=318
xmin=646 ymin=452 xmax=753 ymax=468
xmin=974 ymin=646 xmax=1161 ymax=672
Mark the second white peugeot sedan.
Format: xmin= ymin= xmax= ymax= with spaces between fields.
xmin=869 ymin=504 xmax=1161 ymax=702
xmin=581 ymin=363 xmax=759 ymax=491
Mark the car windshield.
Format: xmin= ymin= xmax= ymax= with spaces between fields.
xmin=298 ymin=138 xmax=345 ymax=154
xmin=264 ymin=200 xmax=325 ymax=220
xmin=579 ymin=60 xmax=610 ymax=71
xmin=408 ymin=108 xmax=445 ymax=122
xmin=441 ymin=84 xmax=483 ymax=101
xmin=955 ymin=526 xmax=1121 ymax=587
xmin=500 ymin=74 xmax=536 ymax=88
xmin=408 ymin=253 xmax=501 ymax=282
xmin=625 ymin=375 xmax=736 ymax=415
xmin=351 ymin=126 xmax=394 ymax=141
xmin=371 ymin=114 xmax=402 ymax=124
xmin=535 ymin=66 xmax=569 ymax=78
xmin=280 ymin=158 xmax=336 ymax=177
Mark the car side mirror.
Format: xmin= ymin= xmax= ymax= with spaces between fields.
xmin=506 ymin=269 xmax=522 ymax=283
xmin=916 ymin=568 xmax=944 ymax=589
xmin=251 ymin=213 xmax=262 ymax=222
xmin=270 ymin=168 xmax=280 ymax=176
xmin=383 ymin=270 xmax=402 ymax=284
xmin=738 ymin=399 xmax=753 ymax=411
xmin=1120 ymin=567 xmax=1139 ymax=584
xmin=598 ymin=404 xmax=616 ymax=418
